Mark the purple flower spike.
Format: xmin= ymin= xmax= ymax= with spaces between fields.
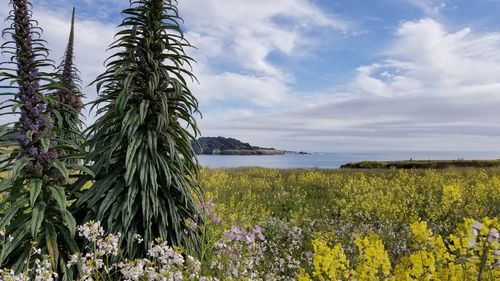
xmin=9 ymin=0 xmax=57 ymax=178
xmin=56 ymin=7 xmax=83 ymax=114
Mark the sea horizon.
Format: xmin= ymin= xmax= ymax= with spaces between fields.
xmin=197 ymin=150 xmax=500 ymax=169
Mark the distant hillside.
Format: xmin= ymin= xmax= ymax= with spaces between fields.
xmin=192 ymin=137 xmax=285 ymax=155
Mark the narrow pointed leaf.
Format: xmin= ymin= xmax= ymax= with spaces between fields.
xmin=53 ymin=160 xmax=69 ymax=181
xmin=29 ymin=179 xmax=43 ymax=207
xmin=49 ymin=185 xmax=67 ymax=211
xmin=31 ymin=203 xmax=46 ymax=237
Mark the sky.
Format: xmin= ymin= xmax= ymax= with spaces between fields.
xmin=2 ymin=0 xmax=500 ymax=153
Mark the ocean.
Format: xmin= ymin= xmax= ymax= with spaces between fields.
xmin=197 ymin=151 xmax=500 ymax=169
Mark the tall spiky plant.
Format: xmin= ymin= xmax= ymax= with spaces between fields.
xmin=53 ymin=7 xmax=84 ymax=145
xmin=0 ymin=1 xmax=80 ymax=277
xmin=76 ymin=0 xmax=202 ymax=258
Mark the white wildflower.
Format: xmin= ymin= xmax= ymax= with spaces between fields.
xmin=133 ymin=234 xmax=144 ymax=244
xmin=488 ymin=228 xmax=499 ymax=243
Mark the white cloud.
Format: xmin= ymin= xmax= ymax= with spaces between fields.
xmin=181 ymin=0 xmax=349 ymax=104
xmin=351 ymin=18 xmax=500 ymax=96
xmin=181 ymin=0 xmax=348 ymax=75
xmin=194 ymin=71 xmax=289 ymax=106
xmin=179 ymin=0 xmax=349 ymax=77
xmin=203 ymin=18 xmax=500 ymax=152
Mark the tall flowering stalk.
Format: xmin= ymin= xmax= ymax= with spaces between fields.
xmin=8 ymin=0 xmax=57 ymax=175
xmin=53 ymin=7 xmax=84 ymax=145
xmin=0 ymin=0 xmax=80 ymax=277
xmin=75 ymin=0 xmax=202 ymax=259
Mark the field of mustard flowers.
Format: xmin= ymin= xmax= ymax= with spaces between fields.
xmin=196 ymin=168 xmax=500 ymax=280
xmin=1 ymin=167 xmax=499 ymax=280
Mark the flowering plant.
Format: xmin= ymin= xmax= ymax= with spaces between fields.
xmin=0 ymin=1 xmax=88 ymax=277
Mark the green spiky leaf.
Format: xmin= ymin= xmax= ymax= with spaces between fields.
xmin=31 ymin=203 xmax=46 ymax=237
xmin=52 ymin=160 xmax=69 ymax=181
xmin=29 ymin=179 xmax=43 ymax=207
xmin=10 ymin=158 xmax=29 ymax=182
xmin=45 ymin=223 xmax=60 ymax=270
xmin=49 ymin=186 xmax=67 ymax=211
xmin=63 ymin=210 xmax=76 ymax=237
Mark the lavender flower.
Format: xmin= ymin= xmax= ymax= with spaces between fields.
xmin=199 ymin=198 xmax=222 ymax=224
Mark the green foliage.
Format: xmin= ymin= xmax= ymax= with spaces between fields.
xmin=0 ymin=1 xmax=86 ymax=278
xmin=0 ymin=141 xmax=81 ymax=278
xmin=76 ymin=0 xmax=202 ymax=259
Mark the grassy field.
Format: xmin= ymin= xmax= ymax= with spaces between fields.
xmin=199 ymin=167 xmax=500 ymax=280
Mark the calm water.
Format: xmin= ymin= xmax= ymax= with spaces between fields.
xmin=198 ymin=151 xmax=500 ymax=169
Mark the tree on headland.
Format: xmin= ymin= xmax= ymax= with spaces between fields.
xmin=75 ymin=0 xmax=202 ymax=259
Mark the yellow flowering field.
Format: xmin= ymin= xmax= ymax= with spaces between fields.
xmin=199 ymin=168 xmax=500 ymax=280
xmin=2 ymin=167 xmax=498 ymax=280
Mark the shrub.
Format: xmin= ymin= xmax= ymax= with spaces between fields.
xmin=75 ymin=0 xmax=202 ymax=259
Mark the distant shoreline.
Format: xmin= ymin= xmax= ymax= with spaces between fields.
xmin=340 ymin=159 xmax=500 ymax=169
xmin=196 ymin=150 xmax=310 ymax=156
